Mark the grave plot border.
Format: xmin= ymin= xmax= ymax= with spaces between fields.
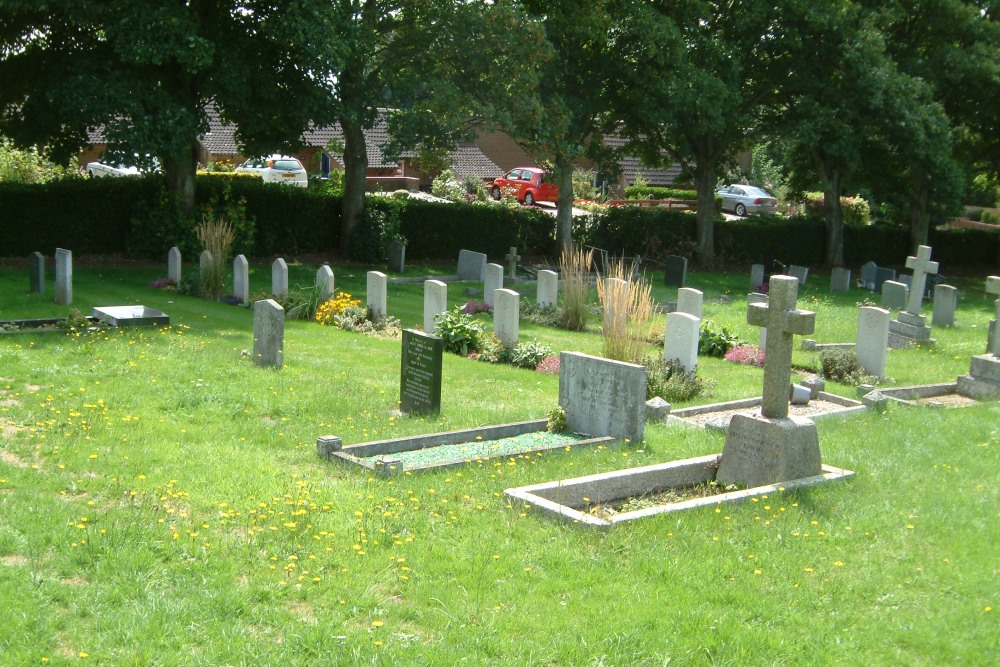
xmin=317 ymin=419 xmax=615 ymax=476
xmin=505 ymin=454 xmax=854 ymax=528
xmin=866 ymin=382 xmax=990 ymax=407
xmin=668 ymin=391 xmax=865 ymax=427
xmin=0 ymin=316 xmax=99 ymax=334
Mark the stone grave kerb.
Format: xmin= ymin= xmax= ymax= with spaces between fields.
xmin=747 ymin=275 xmax=815 ymax=418
xmin=904 ymin=245 xmax=939 ymax=316
xmin=505 ymin=247 xmax=521 ymax=279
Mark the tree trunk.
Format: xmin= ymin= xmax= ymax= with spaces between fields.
xmin=908 ymin=166 xmax=931 ymax=252
xmin=340 ymin=116 xmax=369 ymax=255
xmin=555 ymin=155 xmax=574 ymax=256
xmin=693 ymin=161 xmax=716 ymax=264
xmin=161 ymin=140 xmax=199 ymax=219
xmin=812 ymin=151 xmax=844 ymax=268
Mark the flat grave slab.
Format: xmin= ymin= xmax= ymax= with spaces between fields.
xmin=92 ymin=305 xmax=169 ymax=327
xmin=669 ymin=392 xmax=865 ymax=430
xmin=317 ymin=419 xmax=614 ymax=476
xmin=0 ymin=315 xmax=99 ymax=334
xmin=505 ymin=454 xmax=854 ymax=528
xmin=869 ymin=382 xmax=982 ymax=408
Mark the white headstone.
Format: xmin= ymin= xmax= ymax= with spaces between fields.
xmin=484 ymin=263 xmax=504 ymax=307
xmin=602 ymin=277 xmax=629 ymax=333
xmin=676 ymin=287 xmax=703 ymax=320
xmin=881 ymin=281 xmax=908 ymax=310
xmin=457 ymin=249 xmax=488 ymax=281
xmin=558 ymin=352 xmax=646 ymax=441
xmin=271 ymin=258 xmax=288 ymax=299
xmin=252 ymin=299 xmax=285 ymax=367
xmin=233 ymin=254 xmax=249 ymax=305
xmin=750 ymin=264 xmax=765 ymax=292
xmin=493 ymin=288 xmax=520 ymax=346
xmin=54 ymin=248 xmax=72 ymax=305
xmin=537 ymin=270 xmax=558 ymax=308
xmin=423 ymin=279 xmax=448 ymax=333
xmin=168 ymin=246 xmax=182 ymax=285
xmin=856 ymin=306 xmax=890 ymax=378
xmin=788 ymin=265 xmax=809 ymax=285
xmin=748 ymin=292 xmax=768 ymax=350
xmin=664 ymin=312 xmax=700 ymax=373
xmin=367 ymin=271 xmax=387 ymax=318
xmin=904 ymin=245 xmax=939 ymax=316
xmin=931 ymin=284 xmax=957 ymax=328
xmin=831 ymin=267 xmax=851 ymax=292
xmin=316 ymin=264 xmax=335 ymax=300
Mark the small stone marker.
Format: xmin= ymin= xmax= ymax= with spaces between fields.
xmin=874 ymin=267 xmax=896 ymax=293
xmin=423 ymin=279 xmax=448 ymax=333
xmin=860 ymin=261 xmax=877 ymax=289
xmin=831 ymin=267 xmax=851 ymax=292
xmin=29 ymin=252 xmax=44 ymax=294
xmin=664 ymin=312 xmax=700 ymax=373
xmin=676 ymin=287 xmax=703 ymax=320
xmin=387 ymin=239 xmax=406 ymax=273
xmin=271 ymin=258 xmax=288 ymax=299
xmin=457 ymin=249 xmax=487 ymax=281
xmin=537 ymin=270 xmax=558 ymax=308
xmin=493 ymin=288 xmax=520 ymax=346
xmin=931 ymin=284 xmax=957 ymax=328
xmin=233 ymin=254 xmax=249 ymax=305
xmin=399 ymin=329 xmax=443 ymax=414
xmin=199 ymin=250 xmax=213 ymax=285
xmin=168 ymin=246 xmax=182 ymax=285
xmin=788 ymin=265 xmax=809 ymax=285
xmin=504 ymin=247 xmax=521 ymax=279
xmin=483 ymin=263 xmax=504 ymax=307
xmin=750 ymin=264 xmax=765 ymax=292
xmin=664 ymin=255 xmax=687 ymax=287
xmin=905 ymin=246 xmax=938 ymax=315
xmin=881 ymin=281 xmax=908 ymax=310
xmin=316 ymin=264 xmax=335 ymax=300
xmin=645 ymin=396 xmax=671 ymax=422
xmin=367 ymin=271 xmax=387 ymax=318
xmin=856 ymin=306 xmax=890 ymax=378
xmin=252 ymin=299 xmax=285 ymax=367
xmin=54 ymin=248 xmax=72 ymax=305
xmin=558 ymin=352 xmax=646 ymax=441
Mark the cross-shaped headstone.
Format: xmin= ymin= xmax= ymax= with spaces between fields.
xmin=987 ymin=275 xmax=1000 ymax=357
xmin=904 ymin=245 xmax=939 ymax=316
xmin=748 ymin=275 xmax=816 ymax=419
xmin=505 ymin=246 xmax=521 ymax=279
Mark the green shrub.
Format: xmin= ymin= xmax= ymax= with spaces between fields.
xmin=434 ymin=308 xmax=484 ymax=355
xmin=546 ymin=405 xmax=567 ymax=432
xmin=802 ymin=192 xmax=871 ymax=226
xmin=644 ymin=355 xmax=714 ymax=403
xmin=699 ymin=320 xmax=745 ymax=357
xmin=510 ymin=340 xmax=554 ymax=369
xmin=624 ymin=186 xmax=698 ymax=200
xmin=819 ymin=349 xmax=878 ymax=386
xmin=334 ymin=305 xmax=402 ymax=340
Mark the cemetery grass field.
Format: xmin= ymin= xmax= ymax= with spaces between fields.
xmin=0 ymin=259 xmax=997 ymax=666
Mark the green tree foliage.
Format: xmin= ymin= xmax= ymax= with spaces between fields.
xmin=0 ymin=136 xmax=77 ymax=183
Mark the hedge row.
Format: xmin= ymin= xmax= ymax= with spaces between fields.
xmin=623 ymin=185 xmax=699 ymax=200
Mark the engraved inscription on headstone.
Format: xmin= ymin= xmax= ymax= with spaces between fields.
xmin=400 ymin=329 xmax=443 ymax=415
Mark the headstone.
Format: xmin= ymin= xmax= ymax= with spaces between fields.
xmin=985 ymin=276 xmax=1000 ymax=355
xmin=168 ymin=246 xmax=182 ymax=285
xmin=367 ymin=271 xmax=387 ymax=318
xmin=29 ymin=252 xmax=44 ymax=294
xmin=676 ymin=287 xmax=703 ymax=320
xmin=399 ymin=329 xmax=443 ymax=414
xmin=664 ymin=255 xmax=687 ymax=287
xmin=904 ymin=245 xmax=939 ymax=316
xmin=483 ymin=263 xmax=504 ymax=307
xmin=788 ymin=265 xmax=809 ymax=285
xmin=830 ymin=267 xmax=851 ymax=293
xmin=316 ymin=264 xmax=335 ymax=301
xmin=199 ymin=250 xmax=213 ymax=285
xmin=387 ymin=240 xmax=406 ymax=273
xmin=718 ymin=275 xmax=820 ymax=488
xmin=898 ymin=274 xmax=913 ymax=290
xmin=664 ymin=312 xmax=700 ymax=373
xmin=457 ymin=249 xmax=488 ymax=281
xmin=881 ymin=281 xmax=908 ymax=310
xmin=505 ymin=247 xmax=521 ymax=279
xmin=860 ymin=261 xmax=877 ymax=289
xmin=931 ymin=284 xmax=957 ymax=328
xmin=233 ymin=254 xmax=249 ymax=305
xmin=748 ymin=292 xmax=768 ymax=349
xmin=54 ymin=248 xmax=72 ymax=305
xmin=856 ymin=306 xmax=890 ymax=378
xmin=537 ymin=270 xmax=558 ymax=308
xmin=271 ymin=258 xmax=288 ymax=299
xmin=493 ymin=288 xmax=520 ymax=346
xmin=749 ymin=264 xmax=765 ymax=292
xmin=252 ymin=299 xmax=285 ymax=367
xmin=423 ymin=279 xmax=448 ymax=333
xmin=602 ymin=277 xmax=629 ymax=333
xmin=558 ymin=352 xmax=646 ymax=441
xmin=874 ymin=267 xmax=896 ymax=293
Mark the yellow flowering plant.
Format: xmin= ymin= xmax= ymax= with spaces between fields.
xmin=315 ymin=292 xmax=361 ymax=325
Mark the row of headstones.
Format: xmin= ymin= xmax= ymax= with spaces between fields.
xmin=27 ymin=249 xmax=73 ymax=305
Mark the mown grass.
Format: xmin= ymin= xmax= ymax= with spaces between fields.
xmin=0 ymin=259 xmax=996 ymax=666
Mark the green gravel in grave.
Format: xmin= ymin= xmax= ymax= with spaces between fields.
xmin=362 ymin=430 xmax=590 ymax=466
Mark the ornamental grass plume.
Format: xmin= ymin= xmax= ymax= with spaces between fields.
xmin=596 ymin=258 xmax=654 ymax=363
xmin=196 ymin=215 xmax=236 ymax=299
xmin=558 ymin=244 xmax=594 ymax=331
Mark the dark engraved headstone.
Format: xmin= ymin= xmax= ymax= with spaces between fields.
xmin=29 ymin=252 xmax=44 ymax=294
xmin=663 ymin=255 xmax=687 ymax=287
xmin=400 ymin=329 xmax=443 ymax=415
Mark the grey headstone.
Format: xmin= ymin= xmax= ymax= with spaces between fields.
xmin=931 ymin=284 xmax=957 ymax=328
xmin=199 ymin=250 xmax=213 ymax=284
xmin=271 ymin=258 xmax=288 ymax=299
xmin=750 ymin=264 xmax=765 ymax=292
xmin=423 ymin=279 xmax=448 ymax=333
xmin=874 ymin=267 xmax=896 ymax=293
xmin=676 ymin=287 xmax=703 ymax=320
xmin=537 ymin=270 xmax=558 ymax=308
xmin=903 ymin=245 xmax=938 ymax=316
xmin=483 ymin=263 xmax=504 ymax=307
xmin=168 ymin=246 xmax=182 ymax=285
xmin=367 ymin=271 xmax=387 ymax=318
xmin=645 ymin=397 xmax=671 ymax=422
xmin=252 ymin=299 xmax=285 ymax=367
xmin=493 ymin=288 xmax=520 ymax=346
xmin=831 ymin=267 xmax=851 ymax=293
xmin=458 ymin=249 xmax=488 ymax=281
xmin=664 ymin=312 xmax=700 ymax=373
xmin=664 ymin=255 xmax=687 ymax=287
xmin=29 ymin=252 xmax=44 ymax=294
xmin=987 ymin=276 xmax=1000 ymax=354
xmin=558 ymin=352 xmax=646 ymax=441
xmin=316 ymin=264 xmax=335 ymax=300
xmin=400 ymin=329 xmax=443 ymax=415
xmin=856 ymin=306 xmax=890 ymax=378
xmin=54 ymin=248 xmax=72 ymax=305
xmin=881 ymin=281 xmax=908 ymax=310
xmin=788 ymin=265 xmax=809 ymax=285
xmin=233 ymin=254 xmax=249 ymax=305
xmin=717 ymin=413 xmax=822 ymax=488
xmin=860 ymin=261 xmax=877 ymax=287
xmin=388 ymin=240 xmax=406 ymax=273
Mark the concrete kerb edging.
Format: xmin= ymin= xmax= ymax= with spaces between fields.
xmin=666 ymin=392 xmax=866 ymax=430
xmin=867 ymin=382 xmax=959 ymax=407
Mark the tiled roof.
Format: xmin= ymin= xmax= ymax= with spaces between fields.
xmin=447 ymin=142 xmax=502 ymax=179
xmin=603 ymin=135 xmax=681 ymax=187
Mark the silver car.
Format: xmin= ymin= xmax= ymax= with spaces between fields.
xmin=236 ymin=154 xmax=308 ymax=188
xmin=716 ymin=184 xmax=778 ymax=216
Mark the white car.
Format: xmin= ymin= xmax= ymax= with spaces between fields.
xmin=235 ymin=155 xmax=308 ymax=188
xmin=86 ymin=161 xmax=144 ymax=178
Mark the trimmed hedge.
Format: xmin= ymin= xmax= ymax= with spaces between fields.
xmin=576 ymin=206 xmax=696 ymax=257
xmin=623 ymin=185 xmax=698 ymax=200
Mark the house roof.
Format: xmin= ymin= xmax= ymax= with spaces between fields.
xmin=602 ymin=135 xmax=681 ymax=187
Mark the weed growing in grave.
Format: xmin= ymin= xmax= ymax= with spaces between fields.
xmin=546 ymin=404 xmax=567 ymax=432
xmin=699 ymin=320 xmax=746 ymax=357
xmin=333 ymin=306 xmax=402 ymax=340
xmin=434 ymin=307 xmax=485 ymax=355
xmin=520 ymin=299 xmax=560 ymax=327
xmin=725 ymin=344 xmax=766 ymax=367
xmin=644 ymin=354 xmax=714 ymax=402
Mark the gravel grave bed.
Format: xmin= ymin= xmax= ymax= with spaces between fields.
xmin=680 ymin=399 xmax=853 ymax=427
xmin=361 ymin=431 xmax=589 ymax=466
xmin=914 ymin=393 xmax=978 ymax=408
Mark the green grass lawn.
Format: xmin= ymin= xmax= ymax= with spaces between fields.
xmin=0 ymin=259 xmax=997 ymax=666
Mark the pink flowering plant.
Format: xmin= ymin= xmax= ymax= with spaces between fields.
xmin=724 ymin=344 xmax=765 ymax=367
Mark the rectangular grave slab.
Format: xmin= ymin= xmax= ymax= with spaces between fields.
xmin=493 ymin=288 xmax=519 ymax=346
xmin=168 ymin=246 xmax=182 ymax=285
xmin=663 ymin=255 xmax=687 ymax=287
xmin=749 ymin=264 xmax=765 ymax=292
xmin=676 ymin=287 xmax=703 ymax=319
xmin=234 ymin=254 xmax=249 ymax=305
xmin=316 ymin=264 xmax=335 ymax=300
xmin=92 ymin=306 xmax=169 ymax=328
xmin=367 ymin=271 xmax=387 ymax=318
xmin=272 ymin=258 xmax=289 ymax=298
xmin=559 ymin=352 xmax=646 ymax=441
xmin=881 ymin=281 xmax=908 ymax=310
xmin=458 ymin=249 xmax=487 ymax=281
xmin=717 ymin=413 xmax=821 ymax=488
xmin=252 ymin=299 xmax=284 ymax=367
xmin=932 ymin=284 xmax=957 ymax=327
xmin=664 ymin=312 xmax=699 ymax=373
xmin=857 ymin=306 xmax=890 ymax=377
xmin=483 ymin=263 xmax=504 ymax=307
xmin=400 ymin=329 xmax=443 ymax=415
xmin=387 ymin=240 xmax=406 ymax=273
xmin=423 ymin=280 xmax=448 ymax=333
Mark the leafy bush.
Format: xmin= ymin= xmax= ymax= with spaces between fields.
xmin=819 ymin=349 xmax=878 ymax=386
xmin=547 ymin=405 xmax=567 ymax=432
xmin=349 ymin=199 xmax=403 ymax=263
xmin=802 ymin=192 xmax=871 ymax=226
xmin=510 ymin=340 xmax=554 ymax=369
xmin=520 ymin=299 xmax=560 ymax=327
xmin=644 ymin=355 xmax=714 ymax=403
xmin=434 ymin=307 xmax=484 ymax=355
xmin=699 ymin=320 xmax=745 ymax=357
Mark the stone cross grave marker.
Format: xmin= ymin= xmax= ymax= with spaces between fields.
xmin=904 ymin=245 xmax=938 ymax=316
xmin=54 ymin=248 xmax=72 ymax=305
xmin=316 ymin=264 xmax=335 ymax=301
xmin=233 ymin=254 xmax=249 ymax=305
xmin=400 ymin=329 xmax=443 ymax=415
xmin=931 ymin=284 xmax=957 ymax=328
xmin=457 ymin=249 xmax=487 ymax=281
xmin=505 ymin=247 xmax=521 ymax=279
xmin=484 ymin=263 xmax=504 ymax=307
xmin=493 ymin=288 xmax=520 ymax=346
xmin=856 ymin=306 xmax=890 ymax=378
xmin=558 ymin=352 xmax=646 ymax=441
xmin=537 ymin=270 xmax=558 ymax=308
xmin=747 ymin=275 xmax=816 ymax=418
xmin=29 ymin=252 xmax=44 ymax=294
xmin=423 ymin=279 xmax=447 ymax=333
xmin=168 ymin=246 xmax=182 ymax=285
xmin=252 ymin=299 xmax=285 ymax=367
xmin=367 ymin=271 xmax=387 ymax=318
xmin=664 ymin=255 xmax=687 ymax=287
xmin=271 ymin=258 xmax=288 ymax=299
